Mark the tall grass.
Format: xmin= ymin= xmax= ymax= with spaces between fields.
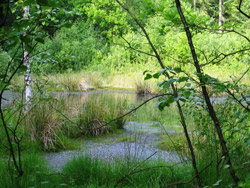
xmin=1 ymin=153 xmax=244 ymax=188
xmin=26 ymin=99 xmax=67 ymax=151
xmin=23 ymin=93 xmax=129 ymax=151
xmin=75 ymin=95 xmax=128 ymax=136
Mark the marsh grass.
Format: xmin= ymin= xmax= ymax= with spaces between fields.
xmin=21 ymin=93 xmax=129 ymax=151
xmin=26 ymin=99 xmax=67 ymax=151
xmin=76 ymin=96 xmax=128 ymax=136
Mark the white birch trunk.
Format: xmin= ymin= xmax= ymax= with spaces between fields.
xmin=193 ymin=0 xmax=196 ymax=10
xmin=23 ymin=5 xmax=32 ymax=105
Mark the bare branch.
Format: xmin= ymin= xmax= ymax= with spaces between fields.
xmin=237 ymin=0 xmax=250 ymax=19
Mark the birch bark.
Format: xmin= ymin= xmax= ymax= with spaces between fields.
xmin=23 ymin=4 xmax=32 ymax=104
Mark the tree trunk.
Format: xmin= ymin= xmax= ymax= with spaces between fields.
xmin=23 ymin=4 xmax=32 ymax=105
xmin=175 ymin=0 xmax=240 ymax=185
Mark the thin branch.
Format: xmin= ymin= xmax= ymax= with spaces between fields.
xmin=115 ymin=0 xmax=165 ymax=68
xmin=117 ymin=35 xmax=156 ymax=57
xmin=227 ymin=89 xmax=250 ymax=112
xmin=166 ymin=161 xmax=213 ymax=188
xmin=237 ymin=0 xmax=250 ymax=19
xmin=192 ymin=25 xmax=250 ymax=43
xmin=235 ymin=66 xmax=250 ymax=85
xmin=201 ymin=48 xmax=250 ymax=67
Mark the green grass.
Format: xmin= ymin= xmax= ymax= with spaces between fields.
xmin=0 ymin=153 xmax=59 ymax=188
xmin=1 ymin=153 xmax=247 ymax=188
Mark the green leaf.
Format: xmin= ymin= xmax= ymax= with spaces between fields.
xmin=158 ymin=81 xmax=166 ymax=87
xmin=163 ymin=82 xmax=171 ymax=89
xmin=163 ymin=78 xmax=175 ymax=89
xmin=22 ymin=36 xmax=32 ymax=46
xmin=144 ymin=74 xmax=152 ymax=80
xmin=183 ymin=91 xmax=192 ymax=98
xmin=179 ymin=97 xmax=186 ymax=102
xmin=224 ymin=164 xmax=230 ymax=169
xmin=153 ymin=73 xmax=160 ymax=79
xmin=174 ymin=96 xmax=180 ymax=102
xmin=159 ymin=68 xmax=166 ymax=75
xmin=213 ymin=179 xmax=222 ymax=186
xmin=166 ymin=96 xmax=175 ymax=105
xmin=157 ymin=101 xmax=166 ymax=111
